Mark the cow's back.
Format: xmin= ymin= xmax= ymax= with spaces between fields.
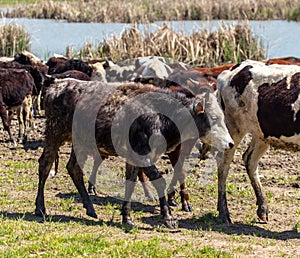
xmin=217 ymin=60 xmax=300 ymax=150
xmin=0 ymin=68 xmax=34 ymax=107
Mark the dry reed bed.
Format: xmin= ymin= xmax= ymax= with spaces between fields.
xmin=0 ymin=23 xmax=30 ymax=57
xmin=74 ymin=22 xmax=265 ymax=66
xmin=4 ymin=0 xmax=300 ymax=23
xmin=0 ymin=20 xmax=265 ymax=66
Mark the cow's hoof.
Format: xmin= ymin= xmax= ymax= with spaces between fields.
xmin=219 ymin=211 xmax=232 ymax=224
xmin=257 ymin=206 xmax=268 ymax=222
xmin=88 ymin=183 xmax=97 ymax=195
xmin=144 ymin=193 xmax=157 ymax=202
xmin=164 ymin=217 xmax=177 ymax=229
xmin=168 ymin=199 xmax=179 ymax=207
xmin=182 ymin=204 xmax=192 ymax=212
xmin=122 ymin=219 xmax=136 ymax=229
xmin=35 ymin=207 xmax=46 ymax=217
xmin=86 ymin=209 xmax=97 ymax=218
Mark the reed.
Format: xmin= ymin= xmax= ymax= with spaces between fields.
xmin=4 ymin=0 xmax=300 ymax=22
xmin=72 ymin=22 xmax=265 ymax=67
xmin=0 ymin=23 xmax=31 ymax=57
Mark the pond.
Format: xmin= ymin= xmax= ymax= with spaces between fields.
xmin=1 ymin=17 xmax=300 ymax=60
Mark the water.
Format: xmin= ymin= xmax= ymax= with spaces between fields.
xmin=1 ymin=17 xmax=300 ymax=60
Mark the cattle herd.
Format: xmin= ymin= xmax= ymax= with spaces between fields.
xmin=1 ymin=51 xmax=299 ymax=228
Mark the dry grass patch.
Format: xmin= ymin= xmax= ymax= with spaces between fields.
xmin=73 ymin=21 xmax=265 ymax=66
xmin=3 ymin=0 xmax=300 ymax=22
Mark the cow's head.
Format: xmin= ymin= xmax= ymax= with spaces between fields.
xmin=193 ymin=89 xmax=234 ymax=152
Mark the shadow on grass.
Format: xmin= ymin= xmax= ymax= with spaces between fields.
xmin=55 ymin=193 xmax=300 ymax=238
xmin=0 ymin=210 xmax=122 ymax=228
xmin=23 ymin=139 xmax=43 ymax=150
xmin=179 ymin=212 xmax=300 ymax=240
xmin=56 ymin=192 xmax=158 ymax=215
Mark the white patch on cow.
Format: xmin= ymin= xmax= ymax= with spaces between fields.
xmin=286 ymin=74 xmax=293 ymax=89
xmin=49 ymin=169 xmax=56 ymax=177
xmin=291 ymin=94 xmax=300 ymax=121
xmin=138 ymin=56 xmax=173 ymax=80
xmin=91 ymin=62 xmax=107 ymax=82
xmin=21 ymin=50 xmax=43 ymax=64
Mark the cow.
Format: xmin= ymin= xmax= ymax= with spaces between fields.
xmin=44 ymin=70 xmax=91 ymax=85
xmin=87 ymin=62 xmax=236 ymax=212
xmin=14 ymin=50 xmax=43 ymax=66
xmin=217 ymin=59 xmax=300 ymax=223
xmin=265 ymin=56 xmax=300 ymax=65
xmin=46 ymin=56 xmax=93 ymax=76
xmin=8 ymin=95 xmax=33 ymax=141
xmin=12 ymin=51 xmax=49 ymax=116
xmin=0 ymin=68 xmax=35 ymax=144
xmin=87 ymin=66 xmax=229 ymax=211
xmin=35 ymin=79 xmax=234 ymax=228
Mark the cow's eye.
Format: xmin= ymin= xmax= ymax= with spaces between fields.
xmin=210 ymin=115 xmax=218 ymax=121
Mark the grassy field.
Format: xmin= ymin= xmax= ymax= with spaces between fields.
xmin=0 ymin=0 xmax=64 ymax=5
xmin=0 ymin=117 xmax=299 ymax=257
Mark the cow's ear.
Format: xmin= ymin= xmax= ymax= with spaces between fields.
xmin=194 ymin=97 xmax=205 ymax=114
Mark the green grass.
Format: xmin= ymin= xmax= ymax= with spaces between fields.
xmin=0 ymin=215 xmax=235 ymax=257
xmin=0 ymin=133 xmax=299 ymax=257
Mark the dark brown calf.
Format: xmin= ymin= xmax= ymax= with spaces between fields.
xmin=0 ymin=68 xmax=35 ymax=144
xmin=35 ymin=79 xmax=233 ymax=228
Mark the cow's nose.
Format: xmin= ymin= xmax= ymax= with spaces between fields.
xmin=228 ymin=142 xmax=234 ymax=149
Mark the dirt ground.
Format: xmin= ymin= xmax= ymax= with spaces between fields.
xmin=0 ymin=115 xmax=299 ymax=257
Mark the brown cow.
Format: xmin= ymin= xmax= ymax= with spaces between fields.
xmin=0 ymin=68 xmax=35 ymax=144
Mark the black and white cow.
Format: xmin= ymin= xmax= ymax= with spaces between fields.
xmin=217 ymin=59 xmax=300 ymax=223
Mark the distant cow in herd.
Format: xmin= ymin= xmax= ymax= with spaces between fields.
xmin=217 ymin=60 xmax=300 ymax=223
xmin=46 ymin=56 xmax=93 ymax=76
xmin=0 ymin=68 xmax=35 ymax=144
xmin=35 ymin=79 xmax=234 ymax=228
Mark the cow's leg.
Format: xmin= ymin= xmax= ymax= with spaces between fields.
xmin=32 ymin=92 xmax=42 ymax=117
xmin=197 ymin=142 xmax=211 ymax=160
xmin=122 ymin=163 xmax=139 ymax=228
xmin=167 ymin=141 xmax=195 ymax=212
xmin=88 ymin=155 xmax=104 ymax=195
xmin=0 ymin=100 xmax=16 ymax=145
xmin=217 ymin=133 xmax=244 ymax=223
xmin=143 ymin=164 xmax=176 ymax=228
xmin=138 ymin=171 xmax=156 ymax=201
xmin=66 ymin=148 xmax=97 ymax=218
xmin=25 ymin=95 xmax=34 ymax=129
xmin=242 ymin=138 xmax=269 ymax=222
xmin=35 ymin=144 xmax=60 ymax=216
xmin=17 ymin=106 xmax=23 ymax=140
xmin=167 ymin=145 xmax=182 ymax=207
